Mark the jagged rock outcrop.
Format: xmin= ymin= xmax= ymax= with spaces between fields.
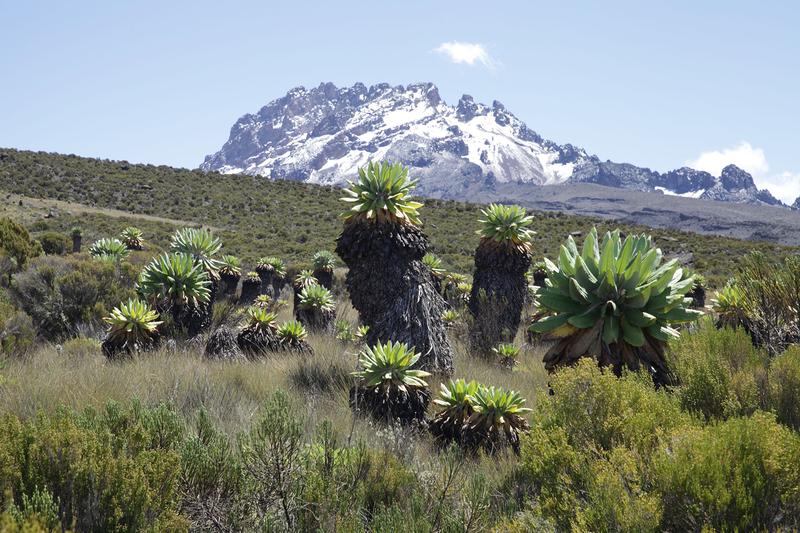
xmin=201 ymin=82 xmax=787 ymax=207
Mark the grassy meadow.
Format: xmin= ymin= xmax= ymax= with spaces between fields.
xmin=1 ymin=150 xmax=800 ymax=531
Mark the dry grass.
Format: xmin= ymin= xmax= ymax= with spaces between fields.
xmin=0 ymin=304 xmax=550 ymax=461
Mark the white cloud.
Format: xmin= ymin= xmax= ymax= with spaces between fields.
xmin=687 ymin=141 xmax=769 ymax=178
xmin=762 ymin=171 xmax=800 ymax=205
xmin=433 ymin=41 xmax=494 ymax=67
xmin=687 ymin=141 xmax=800 ymax=204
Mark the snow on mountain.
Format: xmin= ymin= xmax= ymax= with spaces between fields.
xmin=201 ymin=82 xmax=785 ymax=207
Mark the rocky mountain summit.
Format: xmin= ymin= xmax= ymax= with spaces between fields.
xmin=201 ymin=82 xmax=785 ymax=207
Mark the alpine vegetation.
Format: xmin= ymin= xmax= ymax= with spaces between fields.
xmin=236 ymin=306 xmax=279 ymax=357
xmin=429 ymin=379 xmax=531 ymax=453
xmin=429 ymin=378 xmax=479 ymax=446
xmin=292 ymin=269 xmax=318 ymax=312
xmin=137 ymin=252 xmax=212 ymax=336
xmin=254 ymin=257 xmax=278 ymax=298
xmin=239 ymin=271 xmax=261 ymax=305
xmin=335 ymin=161 xmax=454 ymax=374
xmin=530 ymin=227 xmax=703 ymax=386
xmin=469 ymin=204 xmax=535 ymax=355
xmin=101 ymin=298 xmax=161 ymax=359
xmin=276 ymin=320 xmax=312 ymax=354
xmin=88 ymin=237 xmax=130 ymax=262
xmin=295 ymin=283 xmax=335 ymax=332
xmin=70 ymin=226 xmax=82 ymax=253
xmin=349 ymin=340 xmax=431 ymax=424
xmin=462 ymin=385 xmax=531 ymax=453
xmin=119 ymin=226 xmax=145 ymax=251
xmin=311 ymin=250 xmax=336 ymax=290
xmin=219 ymin=255 xmax=242 ymax=296
xmin=169 ymin=227 xmax=223 ymax=279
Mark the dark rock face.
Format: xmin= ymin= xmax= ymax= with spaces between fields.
xmin=653 ymin=167 xmax=716 ymax=194
xmin=201 ymin=81 xmax=787 ymax=208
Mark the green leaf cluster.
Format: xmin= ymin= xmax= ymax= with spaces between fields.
xmin=351 ymin=341 xmax=430 ymax=390
xmin=340 ymin=162 xmax=423 ymax=225
xmin=138 ymin=252 xmax=211 ymax=307
xmin=531 ymin=227 xmax=702 ymax=347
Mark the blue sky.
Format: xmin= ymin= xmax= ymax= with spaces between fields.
xmin=1 ymin=0 xmax=798 ymax=200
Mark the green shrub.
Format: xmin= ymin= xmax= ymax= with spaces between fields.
xmin=0 ymin=403 xmax=187 ymax=532
xmin=518 ymin=361 xmax=800 ymax=531
xmin=535 ymin=360 xmax=692 ymax=456
xmin=519 ymin=361 xmax=689 ymax=530
xmin=0 ymin=296 xmax=36 ymax=356
xmin=179 ymin=409 xmax=244 ymax=530
xmin=0 ymin=218 xmax=40 ymax=273
xmin=300 ymin=422 xmax=419 ymax=530
xmin=10 ymin=255 xmax=137 ymax=340
xmin=654 ymin=413 xmax=800 ymax=531
xmin=669 ymin=318 xmax=767 ymax=420
xmin=768 ymin=346 xmax=800 ymax=431
xmin=36 ymin=232 xmax=68 ymax=256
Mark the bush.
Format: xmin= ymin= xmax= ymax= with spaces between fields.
xmin=669 ymin=319 xmax=767 ymax=420
xmin=61 ymin=336 xmax=101 ymax=358
xmin=0 ymin=295 xmax=36 ymax=356
xmin=654 ymin=413 xmax=800 ymax=531
xmin=179 ymin=408 xmax=244 ymax=530
xmin=10 ymin=255 xmax=137 ymax=340
xmin=36 ymin=232 xmax=69 ymax=256
xmin=300 ymin=421 xmax=420 ymax=530
xmin=733 ymin=252 xmax=800 ymax=355
xmin=768 ymin=346 xmax=800 ymax=431
xmin=0 ymin=218 xmax=40 ymax=273
xmin=519 ymin=361 xmax=689 ymax=530
xmin=0 ymin=402 xmax=187 ymax=532
xmin=518 ymin=360 xmax=800 ymax=532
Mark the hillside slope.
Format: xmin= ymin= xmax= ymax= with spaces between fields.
xmin=1 ymin=148 xmax=794 ymax=285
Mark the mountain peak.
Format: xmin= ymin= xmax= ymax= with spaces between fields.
xmin=720 ymin=164 xmax=756 ymax=191
xmin=201 ymin=81 xmax=788 ymax=208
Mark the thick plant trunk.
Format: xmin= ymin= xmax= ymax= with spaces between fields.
xmin=295 ymin=307 xmax=335 ymax=333
xmin=292 ymin=285 xmax=303 ymax=313
xmin=279 ymin=338 xmax=313 ymax=355
xmin=336 ymin=220 xmax=453 ymax=374
xmin=101 ymin=335 xmax=159 ymax=360
xmin=468 ymin=242 xmax=531 ymax=355
xmin=239 ymin=278 xmax=261 ymax=305
xmin=272 ymin=275 xmax=287 ymax=299
xmin=236 ymin=327 xmax=279 ymax=358
xmin=349 ymin=383 xmax=430 ymax=424
xmin=256 ymin=268 xmax=275 ymax=298
xmin=220 ymin=273 xmax=240 ymax=297
xmin=313 ymin=269 xmax=334 ymax=291
xmin=690 ymin=286 xmax=706 ymax=308
xmin=532 ymin=270 xmax=547 ymax=287
xmin=71 ymin=235 xmax=82 ymax=253
xmin=204 ymin=326 xmax=244 ymax=360
xmin=171 ymin=302 xmax=210 ymax=337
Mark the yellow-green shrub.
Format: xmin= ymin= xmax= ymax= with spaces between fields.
xmin=669 ymin=319 xmax=767 ymax=420
xmin=518 ymin=360 xmax=800 ymax=531
xmin=769 ymin=346 xmax=800 ymax=431
xmin=654 ymin=413 xmax=800 ymax=531
xmin=0 ymin=403 xmax=187 ymax=532
xmin=60 ymin=336 xmax=100 ymax=358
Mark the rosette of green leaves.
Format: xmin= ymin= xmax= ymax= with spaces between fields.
xmin=340 ymin=161 xmax=423 ymax=225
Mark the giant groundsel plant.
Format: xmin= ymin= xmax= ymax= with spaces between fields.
xmin=531 ymin=227 xmax=702 ymax=385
